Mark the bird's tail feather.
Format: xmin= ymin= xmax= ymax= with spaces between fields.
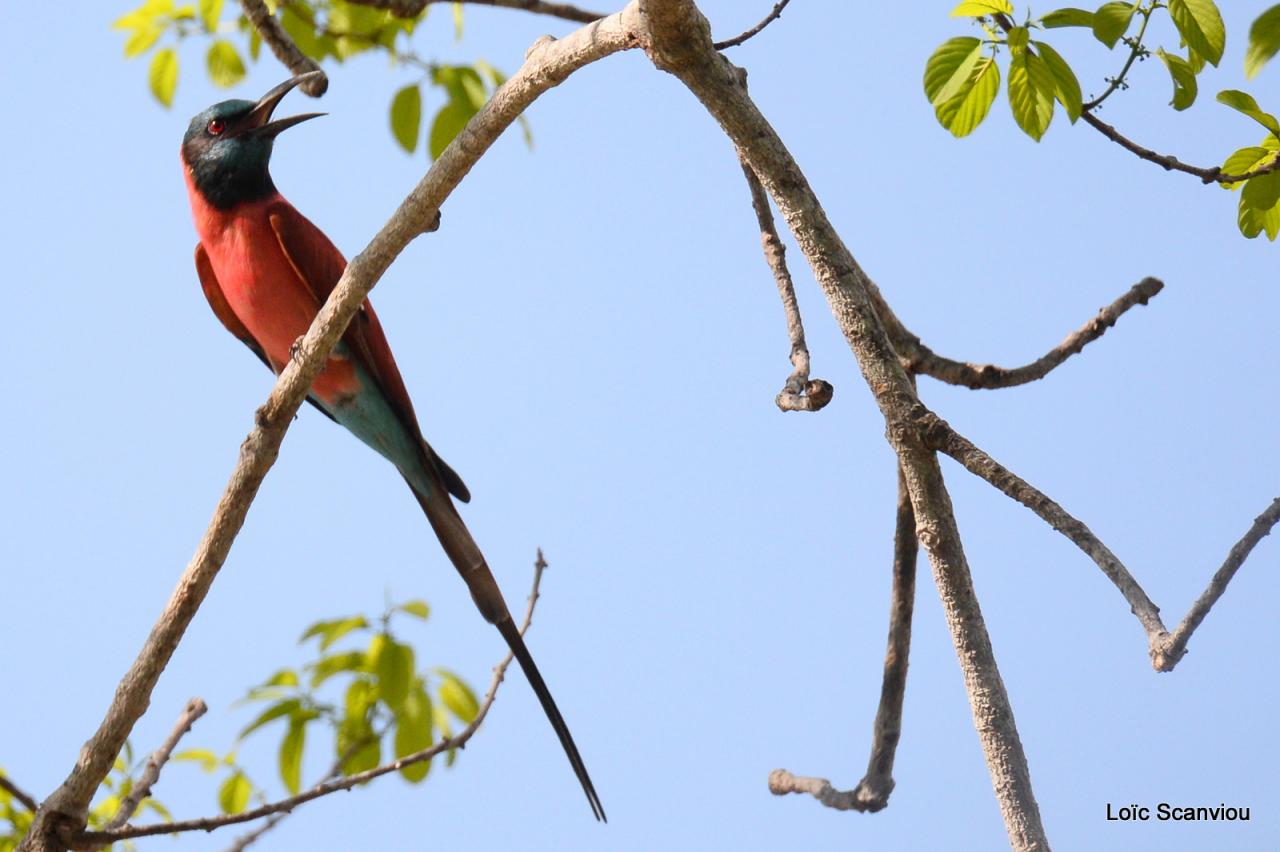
xmin=408 ymin=479 xmax=606 ymax=822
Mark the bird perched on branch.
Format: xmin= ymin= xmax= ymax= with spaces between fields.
xmin=180 ymin=71 xmax=603 ymax=821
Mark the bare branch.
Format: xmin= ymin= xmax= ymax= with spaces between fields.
xmin=772 ymin=462 xmax=919 ymax=812
xmin=714 ymin=0 xmax=792 ymax=50
xmin=892 ymin=277 xmax=1164 ymax=390
xmin=344 ymin=0 xmax=604 ymax=22
xmin=738 ymin=155 xmax=832 ymax=412
xmin=20 ymin=10 xmax=640 ymax=852
xmin=925 ymin=416 xmax=1169 ymax=642
xmin=80 ymin=554 xmax=551 ymax=847
xmin=238 ymin=0 xmax=327 ymax=94
xmin=1158 ymin=497 xmax=1280 ymax=669
xmin=98 ymin=698 xmax=207 ymax=840
xmin=926 ymin=413 xmax=1280 ymax=672
xmin=635 ymin=3 xmax=1048 ymax=846
xmin=0 ymin=773 xmax=39 ymax=814
xmin=1079 ymin=105 xmax=1280 ymax=185
xmin=856 ymin=462 xmax=917 ymax=809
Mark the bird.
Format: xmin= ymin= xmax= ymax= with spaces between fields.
xmin=181 ymin=71 xmax=604 ymax=821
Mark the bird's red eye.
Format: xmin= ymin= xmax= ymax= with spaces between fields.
xmin=207 ymin=118 xmax=226 ymax=136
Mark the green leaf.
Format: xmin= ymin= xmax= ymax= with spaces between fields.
xmin=300 ymin=616 xmax=369 ymax=651
xmin=337 ymin=720 xmax=380 ymax=773
xmin=1246 ymin=5 xmax=1280 ymax=79
xmin=310 ymin=651 xmax=368 ymax=688
xmin=279 ymin=718 xmax=306 ymax=795
xmin=390 ymin=85 xmax=422 ymax=153
xmin=199 ymin=0 xmax=223 ymax=31
xmin=207 ymin=40 xmax=246 ymax=88
xmin=1035 ymin=41 xmax=1082 ymax=121
xmin=265 ymin=668 xmax=299 ymax=688
xmin=218 ymin=772 xmax=252 ymax=815
xmin=428 ymin=100 xmax=473 ymax=160
xmin=172 ymin=748 xmax=219 ymax=772
xmin=397 ymin=600 xmax=431 ymax=620
xmin=1040 ymin=7 xmax=1094 ymax=28
xmin=1156 ymin=48 xmax=1198 ymax=110
xmin=452 ymin=1 xmax=465 ymax=39
xmin=249 ymin=25 xmax=262 ymax=61
xmin=238 ymin=698 xmax=300 ymax=740
xmin=1007 ymin=26 xmax=1031 ymax=52
xmin=371 ymin=635 xmax=414 ymax=711
xmin=1092 ymin=1 xmax=1137 ymax=48
xmin=1239 ymin=170 xmax=1280 ymax=238
xmin=394 ymin=682 xmax=434 ymax=782
xmin=114 ymin=0 xmax=174 ymax=31
xmin=951 ymin=0 xmax=1013 ymax=16
xmin=1168 ymin=0 xmax=1225 ymax=67
xmin=438 ymin=671 xmax=479 ymax=723
xmin=148 ymin=47 xmax=178 ymax=108
xmin=935 ymin=56 xmax=1001 ymax=137
xmin=124 ymin=25 xmax=164 ymax=58
xmin=344 ymin=677 xmax=378 ymax=722
xmin=924 ymin=38 xmax=984 ymax=107
xmin=1217 ymin=90 xmax=1280 ymax=138
xmin=1008 ymin=49 xmax=1056 ymax=140
xmin=1220 ymin=144 xmax=1278 ymax=189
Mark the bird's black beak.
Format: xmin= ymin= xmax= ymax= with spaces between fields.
xmin=242 ymin=71 xmax=326 ymax=138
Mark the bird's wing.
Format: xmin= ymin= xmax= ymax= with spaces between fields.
xmin=196 ymin=242 xmax=340 ymax=424
xmin=195 ymin=243 xmax=271 ymax=370
xmin=266 ymin=202 xmax=471 ymax=503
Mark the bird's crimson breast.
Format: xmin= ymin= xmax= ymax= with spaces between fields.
xmin=184 ymin=175 xmax=359 ymax=404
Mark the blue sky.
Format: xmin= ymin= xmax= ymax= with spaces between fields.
xmin=2 ymin=2 xmax=1278 ymax=849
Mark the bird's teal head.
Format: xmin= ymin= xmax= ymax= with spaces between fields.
xmin=182 ymin=72 xmax=325 ymax=210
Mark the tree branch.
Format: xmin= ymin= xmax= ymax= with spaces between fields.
xmin=0 ymin=774 xmax=39 ymax=814
xmin=713 ymin=0 xmax=792 ymax=50
xmin=888 ymin=277 xmax=1164 ymax=390
xmin=19 ymin=9 xmax=641 ymax=852
xmin=238 ymin=0 xmax=327 ymax=94
xmin=771 ymin=461 xmax=919 ymax=812
xmin=345 ymin=0 xmax=605 ymax=23
xmin=924 ymin=412 xmax=1280 ymax=671
xmin=81 ymin=553 xmax=551 ymax=847
xmin=634 ymin=2 xmax=1048 ymax=847
xmin=1157 ymin=497 xmax=1280 ymax=668
xmin=738 ymin=155 xmax=832 ymax=412
xmin=97 ymin=698 xmax=207 ymax=841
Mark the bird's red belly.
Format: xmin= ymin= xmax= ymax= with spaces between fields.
xmin=203 ymin=213 xmax=358 ymax=403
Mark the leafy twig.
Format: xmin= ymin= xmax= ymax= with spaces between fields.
xmin=238 ymin=0 xmax=327 ymax=94
xmin=81 ymin=554 xmax=551 ymax=846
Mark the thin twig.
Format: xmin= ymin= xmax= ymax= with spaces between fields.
xmin=713 ymin=0 xmax=792 ymax=50
xmin=1081 ymin=6 xmax=1154 ymax=111
xmin=1158 ymin=497 xmax=1280 ymax=668
xmin=0 ymin=774 xmax=39 ymax=813
xmin=346 ymin=0 xmax=604 ymax=22
xmin=20 ymin=10 xmax=640 ymax=852
xmin=238 ymin=0 xmax=327 ymax=95
xmin=772 ymin=460 xmax=919 ymax=812
xmin=855 ymin=460 xmax=917 ymax=809
xmin=739 ymin=154 xmax=832 ymax=412
xmin=82 ymin=555 xmax=551 ymax=847
xmin=100 ymin=699 xmax=207 ymax=837
xmin=892 ymin=277 xmax=1164 ymax=390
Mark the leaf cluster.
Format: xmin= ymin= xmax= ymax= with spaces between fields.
xmin=112 ymin=0 xmax=525 ymax=159
xmin=925 ymin=1 xmax=1280 ymax=239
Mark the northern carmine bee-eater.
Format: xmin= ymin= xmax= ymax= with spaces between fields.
xmin=181 ymin=72 xmax=604 ymax=820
